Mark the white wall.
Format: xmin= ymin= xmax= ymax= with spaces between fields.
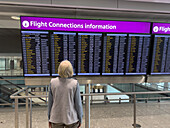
xmin=52 ymin=0 xmax=117 ymax=8
xmin=125 ymin=0 xmax=170 ymax=4
xmin=118 ymin=0 xmax=170 ymax=11
xmin=1 ymin=0 xmax=170 ymax=12
xmin=0 ymin=0 xmax=51 ymax=4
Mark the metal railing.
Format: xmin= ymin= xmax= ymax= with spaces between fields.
xmin=9 ymin=85 xmax=170 ymax=128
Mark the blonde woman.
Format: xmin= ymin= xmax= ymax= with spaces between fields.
xmin=48 ymin=60 xmax=83 ymax=128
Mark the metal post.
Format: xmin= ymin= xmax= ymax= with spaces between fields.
xmin=158 ymin=98 xmax=160 ymax=102
xmin=46 ymin=85 xmax=47 ymax=105
xmin=132 ymin=94 xmax=141 ymax=128
xmin=90 ymin=85 xmax=93 ymax=105
xmin=15 ymin=98 xmax=19 ymax=128
xmin=26 ymin=89 xmax=29 ymax=128
xmin=164 ymin=82 xmax=168 ymax=91
xmin=91 ymin=95 xmax=93 ymax=105
xmin=30 ymin=98 xmax=32 ymax=128
xmin=104 ymin=86 xmax=107 ymax=103
xmin=85 ymin=84 xmax=90 ymax=128
xmin=133 ymin=94 xmax=136 ymax=128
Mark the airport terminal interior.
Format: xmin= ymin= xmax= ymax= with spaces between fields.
xmin=1 ymin=0 xmax=170 ymax=128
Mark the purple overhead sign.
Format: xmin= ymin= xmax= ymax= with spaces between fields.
xmin=21 ymin=16 xmax=150 ymax=33
xmin=152 ymin=23 xmax=170 ymax=34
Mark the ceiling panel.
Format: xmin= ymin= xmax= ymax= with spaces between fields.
xmin=119 ymin=0 xmax=170 ymax=12
xmin=125 ymin=0 xmax=170 ymax=4
xmin=52 ymin=0 xmax=117 ymax=8
xmin=0 ymin=3 xmax=170 ymax=28
xmin=0 ymin=0 xmax=51 ymax=4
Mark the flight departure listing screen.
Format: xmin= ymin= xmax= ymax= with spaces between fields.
xmin=102 ymin=34 xmax=127 ymax=75
xmin=78 ymin=33 xmax=102 ymax=75
xmin=126 ymin=34 xmax=151 ymax=75
xmin=22 ymin=31 xmax=50 ymax=76
xmin=51 ymin=32 xmax=76 ymax=76
xmin=151 ymin=35 xmax=170 ymax=75
xmin=21 ymin=31 xmax=153 ymax=76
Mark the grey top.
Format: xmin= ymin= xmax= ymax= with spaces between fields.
xmin=48 ymin=77 xmax=83 ymax=125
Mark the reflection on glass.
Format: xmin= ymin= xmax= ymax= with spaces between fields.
xmin=0 ymin=55 xmax=23 ymax=76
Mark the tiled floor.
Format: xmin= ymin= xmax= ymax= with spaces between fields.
xmin=0 ymin=102 xmax=170 ymax=128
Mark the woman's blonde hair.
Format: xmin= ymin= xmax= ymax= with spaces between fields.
xmin=58 ymin=60 xmax=74 ymax=78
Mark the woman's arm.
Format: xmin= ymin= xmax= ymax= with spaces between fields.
xmin=74 ymin=82 xmax=83 ymax=125
xmin=48 ymin=84 xmax=53 ymax=121
xmin=49 ymin=122 xmax=52 ymax=128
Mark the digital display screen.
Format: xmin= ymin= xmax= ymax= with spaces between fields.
xmin=21 ymin=31 xmax=153 ymax=76
xmin=126 ymin=34 xmax=151 ymax=75
xmin=21 ymin=31 xmax=50 ymax=76
xmin=151 ymin=35 xmax=170 ymax=75
xmin=51 ymin=32 xmax=76 ymax=76
xmin=102 ymin=34 xmax=127 ymax=75
xmin=78 ymin=33 xmax=102 ymax=75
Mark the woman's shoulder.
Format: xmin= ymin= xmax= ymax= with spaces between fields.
xmin=50 ymin=77 xmax=78 ymax=85
xmin=50 ymin=77 xmax=59 ymax=83
xmin=66 ymin=77 xmax=77 ymax=83
xmin=69 ymin=77 xmax=77 ymax=81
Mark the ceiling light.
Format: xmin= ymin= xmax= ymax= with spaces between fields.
xmin=11 ymin=16 xmax=20 ymax=20
xmin=96 ymin=84 xmax=100 ymax=86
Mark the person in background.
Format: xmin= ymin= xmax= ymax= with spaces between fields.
xmin=105 ymin=97 xmax=110 ymax=104
xmin=48 ymin=60 xmax=83 ymax=128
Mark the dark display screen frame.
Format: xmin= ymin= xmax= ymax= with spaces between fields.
xmin=21 ymin=29 xmax=152 ymax=77
xmin=77 ymin=32 xmax=103 ymax=76
xmin=150 ymin=34 xmax=170 ymax=75
xmin=50 ymin=31 xmax=77 ymax=76
xmin=20 ymin=16 xmax=153 ymax=77
xmin=125 ymin=33 xmax=152 ymax=76
xmin=101 ymin=33 xmax=128 ymax=76
xmin=21 ymin=30 xmax=51 ymax=77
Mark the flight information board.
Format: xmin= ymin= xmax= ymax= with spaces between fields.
xmin=151 ymin=35 xmax=170 ymax=74
xmin=126 ymin=34 xmax=151 ymax=75
xmin=21 ymin=31 xmax=50 ymax=76
xmin=102 ymin=34 xmax=127 ymax=75
xmin=51 ymin=32 xmax=76 ymax=76
xmin=21 ymin=31 xmax=153 ymax=76
xmin=78 ymin=33 xmax=102 ymax=75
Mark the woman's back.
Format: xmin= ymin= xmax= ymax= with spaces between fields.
xmin=49 ymin=77 xmax=80 ymax=125
xmin=48 ymin=60 xmax=83 ymax=128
